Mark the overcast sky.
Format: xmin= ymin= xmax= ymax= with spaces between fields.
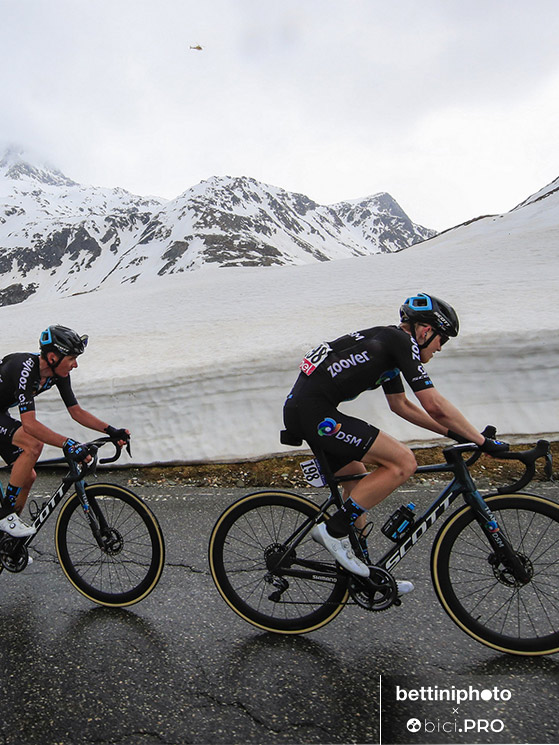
xmin=1 ymin=0 xmax=559 ymax=231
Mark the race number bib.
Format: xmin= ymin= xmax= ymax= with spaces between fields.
xmin=299 ymin=342 xmax=332 ymax=376
xmin=300 ymin=458 xmax=327 ymax=487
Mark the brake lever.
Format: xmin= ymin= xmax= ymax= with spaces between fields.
xmin=544 ymin=451 xmax=554 ymax=480
xmin=89 ymin=450 xmax=99 ymax=479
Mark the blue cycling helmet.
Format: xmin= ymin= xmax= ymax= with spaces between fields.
xmin=399 ymin=293 xmax=459 ymax=338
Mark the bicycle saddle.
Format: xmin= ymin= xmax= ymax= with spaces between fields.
xmin=280 ymin=429 xmax=303 ymax=447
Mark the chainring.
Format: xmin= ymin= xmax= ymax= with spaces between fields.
xmin=348 ymin=566 xmax=398 ymax=611
xmin=0 ymin=535 xmax=29 ymax=573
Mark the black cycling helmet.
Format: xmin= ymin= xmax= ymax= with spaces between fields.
xmin=399 ymin=293 xmax=459 ymax=338
xmin=39 ymin=325 xmax=89 ymax=358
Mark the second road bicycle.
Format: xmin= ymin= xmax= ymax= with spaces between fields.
xmin=0 ymin=437 xmax=165 ymax=607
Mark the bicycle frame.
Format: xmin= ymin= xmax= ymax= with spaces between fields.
xmin=19 ymin=437 xmax=124 ymax=550
xmin=379 ymin=472 xmax=464 ymax=572
xmin=377 ymin=445 xmax=541 ymax=579
xmin=276 ymin=461 xmax=470 ymax=578
xmin=277 ymin=439 xmax=551 ymax=583
xmin=24 ymin=471 xmax=79 ymax=542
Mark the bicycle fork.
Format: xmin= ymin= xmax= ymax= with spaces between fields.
xmin=75 ymin=481 xmax=115 ymax=553
xmin=466 ymin=489 xmax=532 ymax=585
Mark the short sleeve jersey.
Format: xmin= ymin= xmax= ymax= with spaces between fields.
xmin=0 ymin=352 xmax=78 ymax=414
xmin=298 ymin=325 xmax=434 ymax=404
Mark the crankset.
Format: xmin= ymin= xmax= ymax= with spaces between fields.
xmin=0 ymin=534 xmax=29 ymax=573
xmin=348 ymin=566 xmax=398 ymax=611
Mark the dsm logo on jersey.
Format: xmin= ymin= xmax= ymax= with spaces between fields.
xmin=317 ymin=418 xmax=362 ymax=446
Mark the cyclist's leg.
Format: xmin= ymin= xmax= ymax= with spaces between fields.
xmin=334 ymin=434 xmax=415 ymax=506
xmin=326 ymin=431 xmax=416 ymax=535
xmin=328 ymin=434 xmax=417 ymax=591
xmin=0 ymin=417 xmax=39 ymax=536
xmin=334 ymin=460 xmax=368 ymax=529
xmin=8 ymin=426 xmax=43 ymax=513
xmin=347 ymin=431 xmax=417 ymax=509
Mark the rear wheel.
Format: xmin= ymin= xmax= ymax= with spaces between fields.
xmin=56 ymin=483 xmax=165 ymax=607
xmin=209 ymin=491 xmax=350 ymax=633
xmin=431 ymin=494 xmax=559 ymax=655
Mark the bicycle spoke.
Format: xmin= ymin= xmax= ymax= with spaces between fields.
xmin=210 ymin=492 xmax=349 ymax=633
xmin=56 ymin=486 xmax=164 ymax=606
xmin=434 ymin=495 xmax=559 ymax=653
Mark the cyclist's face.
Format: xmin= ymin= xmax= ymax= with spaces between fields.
xmin=55 ymin=355 xmax=79 ymax=376
xmin=419 ymin=327 xmax=443 ymax=363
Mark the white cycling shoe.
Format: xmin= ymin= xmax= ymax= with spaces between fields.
xmin=311 ymin=522 xmax=370 ymax=577
xmin=0 ymin=512 xmax=37 ymax=538
xmin=396 ymin=580 xmax=414 ymax=595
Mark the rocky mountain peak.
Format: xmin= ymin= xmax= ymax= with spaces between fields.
xmin=0 ymin=145 xmax=77 ymax=188
xmin=0 ymin=152 xmax=437 ymax=307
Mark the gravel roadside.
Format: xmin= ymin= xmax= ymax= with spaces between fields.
xmin=122 ymin=438 xmax=558 ymax=490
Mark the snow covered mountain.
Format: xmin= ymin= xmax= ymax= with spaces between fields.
xmin=0 ymin=165 xmax=557 ymax=465
xmin=0 ymin=147 xmax=435 ymax=306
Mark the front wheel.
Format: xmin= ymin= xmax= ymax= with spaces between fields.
xmin=209 ymin=491 xmax=350 ymax=633
xmin=431 ymin=493 xmax=559 ymax=655
xmin=55 ymin=483 xmax=165 ymax=607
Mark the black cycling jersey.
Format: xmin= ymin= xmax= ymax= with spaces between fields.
xmin=292 ymin=325 xmax=434 ymax=403
xmin=283 ymin=325 xmax=435 ymax=473
xmin=0 ymin=352 xmax=78 ymax=414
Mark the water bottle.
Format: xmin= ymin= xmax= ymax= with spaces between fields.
xmin=381 ymin=502 xmax=416 ymax=542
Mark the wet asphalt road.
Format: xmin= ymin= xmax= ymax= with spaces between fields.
xmin=0 ymin=472 xmax=558 ymax=745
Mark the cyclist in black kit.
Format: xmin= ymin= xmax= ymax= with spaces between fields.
xmin=283 ymin=293 xmax=509 ymax=582
xmin=0 ymin=325 xmax=129 ymax=539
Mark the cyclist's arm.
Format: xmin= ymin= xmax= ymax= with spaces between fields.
xmin=67 ymin=404 xmax=109 ymax=433
xmin=67 ymin=404 xmax=130 ymax=446
xmin=414 ymin=388 xmax=484 ymax=444
xmin=385 ymin=391 xmax=449 ymax=436
xmin=19 ymin=410 xmax=68 ymax=448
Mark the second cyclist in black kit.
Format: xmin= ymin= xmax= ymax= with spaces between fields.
xmin=0 ymin=325 xmax=129 ymax=540
xmin=283 ymin=293 xmax=508 ymax=586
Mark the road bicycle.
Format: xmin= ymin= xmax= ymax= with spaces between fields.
xmin=209 ymin=427 xmax=557 ymax=656
xmin=0 ymin=437 xmax=165 ymax=607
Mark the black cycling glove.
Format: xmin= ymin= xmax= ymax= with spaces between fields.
xmin=104 ymin=425 xmax=130 ymax=444
xmin=63 ymin=438 xmax=91 ymax=462
xmin=447 ymin=429 xmax=471 ymax=444
xmin=480 ymin=437 xmax=510 ymax=454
